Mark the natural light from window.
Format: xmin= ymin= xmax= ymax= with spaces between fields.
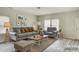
xmin=52 ymin=19 xmax=59 ymax=31
xmin=44 ymin=19 xmax=50 ymax=30
xmin=44 ymin=19 xmax=59 ymax=31
xmin=0 ymin=16 xmax=9 ymax=33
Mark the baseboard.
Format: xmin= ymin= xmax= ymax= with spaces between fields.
xmin=63 ymin=37 xmax=79 ymax=40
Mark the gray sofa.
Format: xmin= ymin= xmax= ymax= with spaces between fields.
xmin=44 ymin=27 xmax=58 ymax=38
xmin=10 ymin=27 xmax=38 ymax=41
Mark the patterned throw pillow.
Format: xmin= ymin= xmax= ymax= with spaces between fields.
xmin=17 ymin=29 xmax=21 ymax=33
xmin=22 ymin=29 xmax=25 ymax=33
xmin=27 ymin=28 xmax=30 ymax=32
xmin=29 ymin=28 xmax=32 ymax=32
xmin=25 ymin=28 xmax=28 ymax=32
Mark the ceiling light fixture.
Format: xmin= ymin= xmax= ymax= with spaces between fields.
xmin=37 ymin=7 xmax=40 ymax=9
xmin=8 ymin=7 xmax=13 ymax=9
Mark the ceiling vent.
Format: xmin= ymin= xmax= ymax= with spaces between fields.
xmin=37 ymin=7 xmax=40 ymax=9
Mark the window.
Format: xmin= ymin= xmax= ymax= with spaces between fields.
xmin=51 ymin=19 xmax=59 ymax=31
xmin=44 ymin=20 xmax=50 ymax=30
xmin=0 ymin=16 xmax=9 ymax=33
xmin=44 ymin=19 xmax=59 ymax=31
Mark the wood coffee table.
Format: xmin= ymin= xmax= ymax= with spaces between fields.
xmin=27 ymin=35 xmax=48 ymax=45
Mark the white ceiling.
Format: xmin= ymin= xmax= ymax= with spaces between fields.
xmin=11 ymin=7 xmax=79 ymax=15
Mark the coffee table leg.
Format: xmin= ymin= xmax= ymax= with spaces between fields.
xmin=47 ymin=37 xmax=49 ymax=41
xmin=35 ymin=40 xmax=41 ymax=45
xmin=30 ymin=43 xmax=34 ymax=52
xmin=38 ymin=40 xmax=41 ymax=45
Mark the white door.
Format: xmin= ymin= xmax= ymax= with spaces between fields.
xmin=75 ymin=19 xmax=79 ymax=39
xmin=63 ymin=18 xmax=76 ymax=39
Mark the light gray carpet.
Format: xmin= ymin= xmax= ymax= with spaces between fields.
xmin=0 ymin=42 xmax=15 ymax=52
xmin=44 ymin=39 xmax=79 ymax=52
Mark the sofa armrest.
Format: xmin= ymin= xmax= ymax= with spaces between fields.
xmin=9 ymin=32 xmax=16 ymax=35
xmin=9 ymin=32 xmax=17 ymax=41
xmin=43 ymin=31 xmax=48 ymax=35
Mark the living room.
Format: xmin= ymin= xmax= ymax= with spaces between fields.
xmin=0 ymin=7 xmax=79 ymax=52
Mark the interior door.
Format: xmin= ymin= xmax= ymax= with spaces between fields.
xmin=62 ymin=16 xmax=76 ymax=39
xmin=75 ymin=19 xmax=79 ymax=39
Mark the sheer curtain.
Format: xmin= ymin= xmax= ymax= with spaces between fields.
xmin=44 ymin=19 xmax=59 ymax=31
xmin=44 ymin=20 xmax=50 ymax=31
xmin=51 ymin=19 xmax=59 ymax=31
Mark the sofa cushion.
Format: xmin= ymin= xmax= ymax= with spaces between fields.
xmin=31 ymin=32 xmax=38 ymax=35
xmin=46 ymin=32 xmax=53 ymax=34
xmin=47 ymin=27 xmax=57 ymax=32
xmin=17 ymin=33 xmax=28 ymax=38
xmin=17 ymin=32 xmax=38 ymax=38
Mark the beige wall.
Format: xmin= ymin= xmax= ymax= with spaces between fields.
xmin=0 ymin=8 xmax=79 ymax=39
xmin=38 ymin=10 xmax=79 ymax=39
xmin=0 ymin=8 xmax=37 ymax=28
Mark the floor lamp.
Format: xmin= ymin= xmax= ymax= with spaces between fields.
xmin=4 ymin=22 xmax=11 ymax=42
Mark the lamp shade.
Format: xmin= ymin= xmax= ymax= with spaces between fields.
xmin=4 ymin=22 xmax=11 ymax=28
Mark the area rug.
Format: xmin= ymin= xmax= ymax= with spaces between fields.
xmin=31 ymin=38 xmax=57 ymax=52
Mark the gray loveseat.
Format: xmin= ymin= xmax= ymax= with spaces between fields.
xmin=44 ymin=27 xmax=58 ymax=38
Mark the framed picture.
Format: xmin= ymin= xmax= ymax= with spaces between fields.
xmin=18 ymin=16 xmax=24 ymax=20
xmin=16 ymin=15 xmax=27 ymax=26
